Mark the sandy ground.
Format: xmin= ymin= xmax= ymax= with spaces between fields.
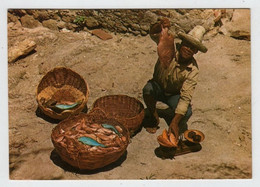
xmin=8 ymin=25 xmax=251 ymax=180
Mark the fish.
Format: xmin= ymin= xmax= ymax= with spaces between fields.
xmin=54 ymin=102 xmax=79 ymax=110
xmin=47 ymin=101 xmax=81 ymax=113
xmin=157 ymin=135 xmax=175 ymax=148
xmin=162 ymin=129 xmax=169 ymax=140
xmin=169 ymin=132 xmax=178 ymax=147
xmin=115 ymin=125 xmax=123 ymax=133
xmin=121 ymin=136 xmax=127 ymax=143
xmin=78 ymin=136 xmax=106 ymax=148
xmin=95 ymin=132 xmax=112 ymax=141
xmin=56 ymin=135 xmax=64 ymax=142
xmin=101 ymin=123 xmax=120 ymax=135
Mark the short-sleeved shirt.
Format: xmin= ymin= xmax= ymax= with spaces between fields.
xmin=152 ymin=52 xmax=199 ymax=115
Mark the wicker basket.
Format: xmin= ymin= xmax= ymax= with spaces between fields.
xmin=92 ymin=95 xmax=145 ymax=135
xmin=51 ymin=108 xmax=130 ymax=170
xmin=36 ymin=67 xmax=89 ymax=120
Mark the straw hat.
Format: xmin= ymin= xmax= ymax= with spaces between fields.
xmin=178 ymin=25 xmax=208 ymax=53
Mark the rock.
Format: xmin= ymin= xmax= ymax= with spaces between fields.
xmin=8 ymin=13 xmax=22 ymax=31
xmin=92 ymin=29 xmax=113 ymax=40
xmin=8 ymin=39 xmax=37 ymax=63
xmin=42 ymin=19 xmax=59 ymax=31
xmin=204 ymin=27 xmax=220 ymax=40
xmin=219 ymin=9 xmax=250 ymax=40
xmin=178 ymin=18 xmax=197 ymax=33
xmin=10 ymin=9 xmax=27 ymax=17
xmin=142 ymin=11 xmax=158 ymax=25
xmin=20 ymin=15 xmax=41 ymax=28
xmin=140 ymin=30 xmax=148 ymax=36
xmin=65 ymin=23 xmax=78 ymax=31
xmin=32 ymin=10 xmax=51 ymax=21
xmin=128 ymin=28 xmax=140 ymax=36
xmin=117 ymin=25 xmax=128 ymax=32
xmin=85 ymin=17 xmax=99 ymax=28
xmin=131 ymin=23 xmax=140 ymax=31
xmin=202 ymin=16 xmax=215 ymax=31
xmin=140 ymin=24 xmax=150 ymax=32
xmin=8 ymin=12 xmax=20 ymax=23
xmin=57 ymin=21 xmax=66 ymax=29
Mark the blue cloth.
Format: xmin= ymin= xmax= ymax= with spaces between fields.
xmin=143 ymin=79 xmax=192 ymax=133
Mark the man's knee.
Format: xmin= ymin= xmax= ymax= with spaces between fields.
xmin=142 ymin=82 xmax=154 ymax=96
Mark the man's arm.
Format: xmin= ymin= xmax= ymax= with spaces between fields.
xmin=168 ymin=113 xmax=183 ymax=141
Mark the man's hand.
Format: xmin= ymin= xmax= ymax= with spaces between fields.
xmin=160 ymin=18 xmax=171 ymax=28
xmin=169 ymin=122 xmax=179 ymax=141
xmin=168 ymin=113 xmax=183 ymax=141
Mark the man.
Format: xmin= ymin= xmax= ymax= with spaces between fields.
xmin=143 ymin=18 xmax=208 ymax=144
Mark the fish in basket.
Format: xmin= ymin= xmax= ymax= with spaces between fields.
xmin=51 ymin=109 xmax=130 ymax=170
xmin=36 ymin=67 xmax=89 ymax=120
xmin=91 ymin=94 xmax=145 ymax=136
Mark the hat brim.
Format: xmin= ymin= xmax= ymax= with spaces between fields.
xmin=178 ymin=32 xmax=208 ymax=53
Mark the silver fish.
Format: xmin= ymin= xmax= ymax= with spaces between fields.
xmin=101 ymin=123 xmax=120 ymax=135
xmin=78 ymin=136 xmax=106 ymax=148
xmin=54 ymin=102 xmax=79 ymax=110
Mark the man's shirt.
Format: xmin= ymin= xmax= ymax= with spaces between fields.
xmin=153 ymin=52 xmax=199 ymax=115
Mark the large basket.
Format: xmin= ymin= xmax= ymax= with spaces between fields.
xmin=51 ymin=108 xmax=130 ymax=170
xmin=36 ymin=67 xmax=89 ymax=120
xmin=92 ymin=95 xmax=145 ymax=135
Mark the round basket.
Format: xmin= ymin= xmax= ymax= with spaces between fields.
xmin=51 ymin=108 xmax=130 ymax=170
xmin=92 ymin=95 xmax=145 ymax=135
xmin=36 ymin=67 xmax=89 ymax=120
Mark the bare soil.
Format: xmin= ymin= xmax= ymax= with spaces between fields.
xmin=8 ymin=24 xmax=251 ymax=179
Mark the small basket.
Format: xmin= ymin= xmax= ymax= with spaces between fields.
xmin=92 ymin=95 xmax=145 ymax=135
xmin=51 ymin=108 xmax=130 ymax=170
xmin=36 ymin=67 xmax=89 ymax=120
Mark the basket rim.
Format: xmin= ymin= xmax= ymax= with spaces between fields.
xmin=35 ymin=66 xmax=90 ymax=120
xmin=36 ymin=66 xmax=89 ymax=95
xmin=91 ymin=94 xmax=145 ymax=120
xmin=92 ymin=94 xmax=144 ymax=109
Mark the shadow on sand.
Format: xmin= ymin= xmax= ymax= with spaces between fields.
xmin=50 ymin=149 xmax=128 ymax=175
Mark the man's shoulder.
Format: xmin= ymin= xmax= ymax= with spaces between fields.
xmin=186 ymin=58 xmax=199 ymax=72
xmin=192 ymin=58 xmax=199 ymax=70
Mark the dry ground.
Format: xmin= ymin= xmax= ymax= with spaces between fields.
xmin=8 ymin=25 xmax=251 ymax=179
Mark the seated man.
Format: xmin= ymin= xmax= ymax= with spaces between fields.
xmin=143 ymin=18 xmax=208 ymax=143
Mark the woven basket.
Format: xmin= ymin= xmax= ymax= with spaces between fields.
xmin=92 ymin=95 xmax=145 ymax=135
xmin=51 ymin=108 xmax=130 ymax=170
xmin=36 ymin=67 xmax=89 ymax=120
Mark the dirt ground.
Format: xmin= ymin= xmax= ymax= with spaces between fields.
xmin=8 ymin=23 xmax=251 ymax=180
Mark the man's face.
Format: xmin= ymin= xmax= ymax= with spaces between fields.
xmin=180 ymin=41 xmax=198 ymax=60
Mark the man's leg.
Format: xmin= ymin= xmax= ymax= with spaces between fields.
xmin=142 ymin=80 xmax=162 ymax=133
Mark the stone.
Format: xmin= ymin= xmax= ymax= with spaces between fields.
xmin=131 ymin=23 xmax=140 ymax=30
xmin=20 ymin=15 xmax=41 ymax=28
xmin=140 ymin=24 xmax=150 ymax=32
xmin=85 ymin=17 xmax=99 ymax=28
xmin=33 ymin=10 xmax=50 ymax=21
xmin=42 ymin=19 xmax=59 ymax=31
xmin=57 ymin=21 xmax=66 ymax=29
xmin=219 ymin=9 xmax=250 ymax=40
xmin=142 ymin=11 xmax=158 ymax=25
xmin=8 ymin=39 xmax=37 ymax=63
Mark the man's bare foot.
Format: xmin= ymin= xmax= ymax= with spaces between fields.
xmin=144 ymin=116 xmax=160 ymax=134
xmin=145 ymin=126 xmax=159 ymax=134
